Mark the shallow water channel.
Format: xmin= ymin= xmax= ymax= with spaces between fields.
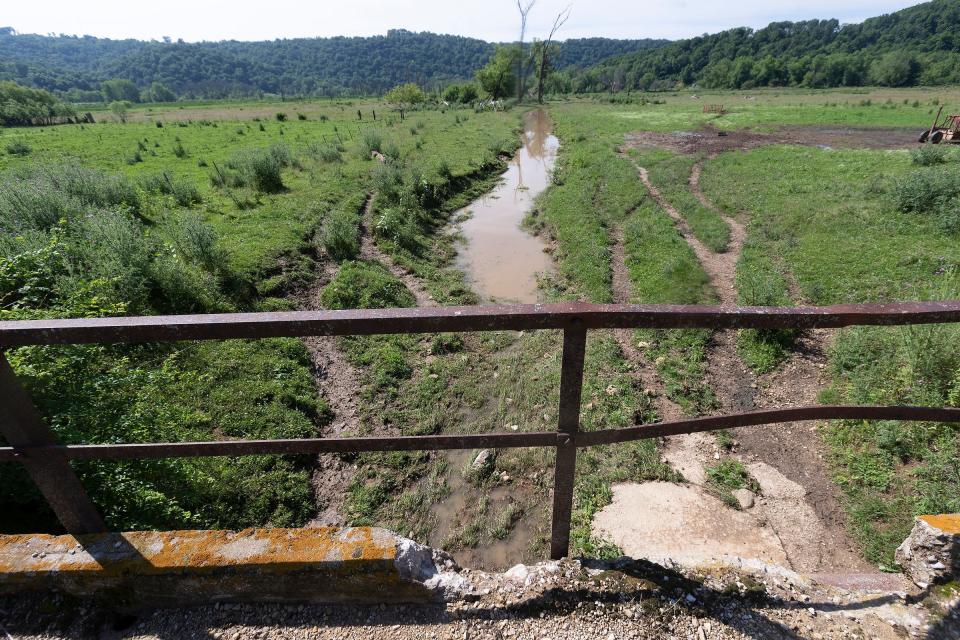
xmin=454 ymin=108 xmax=558 ymax=303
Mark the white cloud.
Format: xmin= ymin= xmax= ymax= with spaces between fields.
xmin=2 ymin=0 xmax=927 ymax=42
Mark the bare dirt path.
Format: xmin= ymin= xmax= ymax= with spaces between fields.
xmin=302 ymin=193 xmax=436 ymax=526
xmin=686 ymin=159 xmax=868 ymax=571
xmin=610 ymin=149 xmax=875 ymax=575
xmin=360 ymin=194 xmax=434 ymax=307
xmin=301 ymin=261 xmax=365 ymax=526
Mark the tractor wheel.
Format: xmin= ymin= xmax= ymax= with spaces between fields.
xmin=932 ymin=131 xmax=945 ymax=144
xmin=919 ymin=131 xmax=930 ymax=143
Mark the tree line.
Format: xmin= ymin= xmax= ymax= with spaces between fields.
xmin=572 ymin=0 xmax=960 ymax=92
xmin=0 ymin=28 xmax=661 ymax=101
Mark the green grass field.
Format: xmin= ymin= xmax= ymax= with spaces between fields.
xmin=2 ymin=89 xmax=959 ymax=568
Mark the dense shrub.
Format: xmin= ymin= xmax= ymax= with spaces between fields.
xmin=0 ymin=82 xmax=75 ymax=126
xmin=891 ymin=168 xmax=960 ymax=235
xmin=358 ymin=129 xmax=383 ymax=157
xmin=891 ymin=169 xmax=960 ymax=213
xmin=5 ymin=140 xmax=31 ymax=156
xmin=306 ymin=142 xmax=343 ymax=163
xmin=0 ymin=164 xmax=140 ymax=233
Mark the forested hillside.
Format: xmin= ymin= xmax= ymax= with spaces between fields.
xmin=0 ymin=27 xmax=663 ymax=100
xmin=572 ymin=0 xmax=960 ymax=91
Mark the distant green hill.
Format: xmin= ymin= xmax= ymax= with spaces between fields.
xmin=0 ymin=27 xmax=665 ymax=100
xmin=572 ymin=0 xmax=960 ymax=92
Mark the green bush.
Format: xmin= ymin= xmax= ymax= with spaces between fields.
xmin=168 ymin=213 xmax=227 ymax=272
xmin=275 ymin=112 xmax=287 ymax=122
xmin=320 ymin=260 xmax=414 ymax=309
xmin=224 ymin=144 xmax=293 ymax=193
xmin=936 ymin=197 xmax=960 ymax=235
xmin=891 ymin=169 xmax=960 ymax=213
xmin=911 ymin=144 xmax=948 ymax=166
xmin=0 ymin=164 xmax=141 ymax=233
xmin=172 ymin=140 xmax=188 ymax=158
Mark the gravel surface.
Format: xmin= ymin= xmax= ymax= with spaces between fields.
xmin=4 ymin=558 xmax=957 ymax=639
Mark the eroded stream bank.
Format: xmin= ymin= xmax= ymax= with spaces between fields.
xmin=455 ymin=108 xmax=558 ymax=303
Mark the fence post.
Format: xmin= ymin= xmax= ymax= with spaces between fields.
xmin=550 ymin=322 xmax=587 ymax=560
xmin=0 ymin=353 xmax=106 ymax=534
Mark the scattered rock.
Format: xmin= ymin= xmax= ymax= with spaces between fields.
xmin=732 ymin=489 xmax=755 ymax=510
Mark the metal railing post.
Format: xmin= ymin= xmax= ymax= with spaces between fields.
xmin=550 ymin=322 xmax=587 ymax=560
xmin=0 ymin=353 xmax=106 ymax=534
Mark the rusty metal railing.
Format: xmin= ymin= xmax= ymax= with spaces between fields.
xmin=3 ymin=301 xmax=960 ymax=559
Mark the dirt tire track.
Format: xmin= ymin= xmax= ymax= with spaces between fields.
xmin=302 ymin=195 xmax=437 ymax=526
xmin=610 ymin=225 xmax=685 ymax=425
xmin=624 ymin=152 xmax=872 ymax=574
xmin=687 ymin=159 xmax=869 ymax=572
xmin=359 ymin=194 xmax=434 ymax=308
xmin=300 ymin=261 xmax=365 ymax=527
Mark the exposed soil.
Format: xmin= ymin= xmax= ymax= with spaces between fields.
xmin=601 ymin=140 xmax=877 ymax=576
xmin=300 ymin=193 xmax=427 ymax=527
xmin=624 ymin=124 xmax=919 ymax=156
xmin=300 ymin=259 xmax=367 ymax=527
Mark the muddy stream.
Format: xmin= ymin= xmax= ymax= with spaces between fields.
xmin=454 ymin=108 xmax=557 ymax=303
xmin=425 ymin=110 xmax=559 ymax=569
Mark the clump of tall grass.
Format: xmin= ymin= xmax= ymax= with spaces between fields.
xmin=319 ymin=206 xmax=360 ymax=260
xmin=358 ymin=129 xmax=383 ymax=157
xmin=172 ymin=140 xmax=188 ymax=158
xmin=891 ymin=168 xmax=960 ymax=235
xmin=139 ymin=171 xmax=202 ymax=207
xmin=5 ymin=140 xmax=31 ymax=156
xmin=221 ymin=144 xmax=294 ymax=193
xmin=0 ymin=164 xmax=141 ymax=233
xmin=305 ymin=142 xmax=343 ymax=163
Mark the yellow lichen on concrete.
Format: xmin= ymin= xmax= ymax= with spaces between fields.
xmin=920 ymin=514 xmax=960 ymax=534
xmin=0 ymin=527 xmax=397 ymax=578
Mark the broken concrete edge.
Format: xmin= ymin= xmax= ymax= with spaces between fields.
xmin=895 ymin=514 xmax=960 ymax=589
xmin=0 ymin=527 xmax=468 ymax=608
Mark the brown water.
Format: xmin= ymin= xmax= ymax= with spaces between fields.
xmin=455 ymin=109 xmax=558 ymax=303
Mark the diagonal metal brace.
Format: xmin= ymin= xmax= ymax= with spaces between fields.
xmin=0 ymin=352 xmax=105 ymax=534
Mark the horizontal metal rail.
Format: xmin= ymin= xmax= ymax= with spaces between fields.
xmin=3 ymin=301 xmax=960 ymax=347
xmin=3 ymin=301 xmax=960 ymax=557
xmin=3 ymin=405 xmax=959 ymax=463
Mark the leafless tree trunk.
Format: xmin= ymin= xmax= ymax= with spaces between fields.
xmin=536 ymin=6 xmax=571 ymax=104
xmin=517 ymin=0 xmax=536 ymax=101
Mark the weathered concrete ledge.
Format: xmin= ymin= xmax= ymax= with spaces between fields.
xmin=896 ymin=513 xmax=960 ymax=587
xmin=0 ymin=527 xmax=466 ymax=609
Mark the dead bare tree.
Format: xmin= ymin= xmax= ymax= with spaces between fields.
xmin=516 ymin=0 xmax=536 ymax=101
xmin=536 ymin=5 xmax=571 ymax=104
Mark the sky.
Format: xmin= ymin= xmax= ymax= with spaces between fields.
xmin=3 ymin=0 xmax=928 ymax=43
